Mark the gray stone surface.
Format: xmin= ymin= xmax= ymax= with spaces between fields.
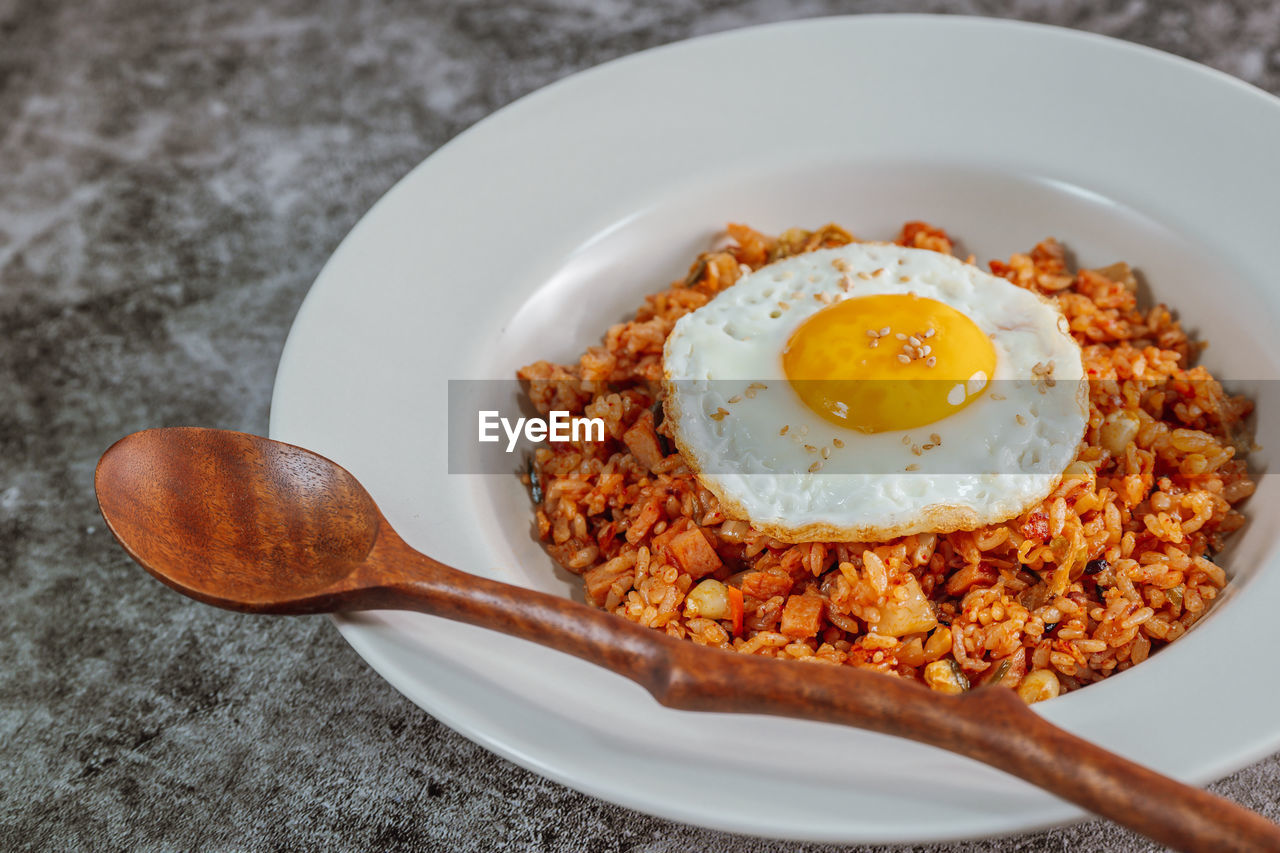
xmin=3 ymin=0 xmax=1278 ymax=850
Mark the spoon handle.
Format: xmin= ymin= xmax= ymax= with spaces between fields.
xmin=354 ymin=534 xmax=1280 ymax=853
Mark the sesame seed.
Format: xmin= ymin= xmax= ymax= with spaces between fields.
xmin=897 ymin=354 xmax=910 ymax=364
xmin=902 ymin=435 xmax=911 ymax=445
xmin=739 ymin=262 xmax=753 ymax=276
xmin=926 ymin=356 xmax=937 ymax=367
xmin=869 ymin=339 xmax=879 ymax=348
xmin=1016 ymin=414 xmax=1027 ymax=425
xmin=912 ymin=445 xmax=923 ymax=456
xmin=710 ymin=407 xmax=729 ymax=421
xmin=798 ymin=425 xmax=809 ymax=437
xmin=748 ymin=382 xmax=767 ymax=390
xmin=895 ymin=333 xmax=907 ymax=341
xmin=809 ymin=461 xmax=823 ymax=473
xmin=991 ymin=392 xmax=1006 ymax=400
xmin=908 ymin=335 xmax=921 ymax=347
xmin=857 ymin=271 xmax=872 ymax=280
xmin=833 ymin=438 xmax=844 ymax=448
xmin=805 ymin=444 xmax=818 ymax=453
xmin=905 ymin=464 xmax=920 ymax=471
xmin=922 ymin=443 xmax=934 ymax=450
xmin=779 ymin=302 xmax=790 ymax=311
xmin=866 ymin=329 xmax=880 ymax=337
xmin=921 ymin=345 xmax=931 ymax=356
xmin=832 ymin=258 xmax=851 ymax=272
xmin=872 ymin=268 xmax=885 ymax=277
xmin=779 ymin=425 xmax=789 ymax=435
xmin=899 ymin=275 xmax=910 ymax=283
xmin=840 ymin=274 xmax=854 ymax=291
xmin=744 ymin=389 xmax=757 ymax=399
xmin=879 ymin=326 xmax=891 ymax=337
xmin=821 ymin=446 xmax=831 ymax=459
xmin=924 ymin=328 xmax=935 ymax=338
xmin=727 ymin=394 xmax=742 ymax=404
xmin=930 ymin=433 xmax=941 ymax=444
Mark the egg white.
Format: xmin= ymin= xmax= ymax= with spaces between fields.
xmin=662 ymin=242 xmax=1088 ymax=542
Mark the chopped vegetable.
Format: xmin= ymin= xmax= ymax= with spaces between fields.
xmin=981 ymin=648 xmax=1027 ymax=688
xmin=923 ymin=626 xmax=952 ymax=663
xmin=985 ymin=658 xmax=1012 ymax=685
xmin=924 ymin=659 xmax=969 ymax=694
xmin=947 ymin=660 xmax=971 ymax=690
xmin=1099 ymin=410 xmax=1141 ymax=456
xmin=1084 ymin=558 xmax=1109 ymax=576
xmin=527 ymin=457 xmax=543 ymax=505
xmin=685 ymin=579 xmax=731 ymax=620
xmin=945 ymin=563 xmax=999 ymax=597
xmin=727 ymin=584 xmax=744 ymax=636
xmin=871 ymin=574 xmax=938 ymax=637
xmin=1016 ymin=668 xmax=1061 ymax=703
xmin=681 ymin=256 xmax=708 ymax=287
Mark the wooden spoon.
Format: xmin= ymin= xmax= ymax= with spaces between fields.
xmin=95 ymin=427 xmax=1280 ymax=852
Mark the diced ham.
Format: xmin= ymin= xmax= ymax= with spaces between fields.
xmin=780 ymin=595 xmax=824 ymax=639
xmin=740 ymin=570 xmax=793 ymax=601
xmin=622 ymin=410 xmax=665 ymax=473
xmin=649 ymin=521 xmax=684 ymax=555
xmin=665 ymin=528 xmax=723 ymax=579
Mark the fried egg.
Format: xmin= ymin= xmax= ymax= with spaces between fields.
xmin=662 ymin=242 xmax=1088 ymax=542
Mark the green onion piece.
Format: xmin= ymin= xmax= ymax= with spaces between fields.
xmin=947 ymin=659 xmax=971 ymax=691
xmin=528 ymin=457 xmax=543 ymax=505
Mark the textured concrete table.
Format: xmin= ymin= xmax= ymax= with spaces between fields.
xmin=4 ymin=1 xmax=1279 ymax=850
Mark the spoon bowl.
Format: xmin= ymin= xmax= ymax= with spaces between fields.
xmin=96 ymin=428 xmax=380 ymax=610
xmin=95 ymin=426 xmax=1280 ymax=853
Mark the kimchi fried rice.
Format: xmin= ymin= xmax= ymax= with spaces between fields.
xmin=518 ymin=222 xmax=1255 ymax=702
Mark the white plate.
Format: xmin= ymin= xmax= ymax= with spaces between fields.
xmin=270 ymin=15 xmax=1280 ymax=843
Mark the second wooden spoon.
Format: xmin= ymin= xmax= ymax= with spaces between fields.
xmin=94 ymin=427 xmax=1280 ymax=852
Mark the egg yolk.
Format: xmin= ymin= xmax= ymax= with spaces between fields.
xmin=782 ymin=294 xmax=997 ymax=433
